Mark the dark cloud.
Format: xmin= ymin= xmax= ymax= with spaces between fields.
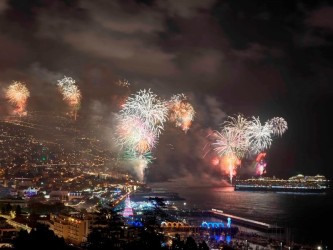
xmin=0 ymin=2 xmax=7 ymax=12
xmin=0 ymin=0 xmax=332 ymax=182
xmin=306 ymin=6 xmax=333 ymax=31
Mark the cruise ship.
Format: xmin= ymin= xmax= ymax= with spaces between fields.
xmin=234 ymin=174 xmax=330 ymax=193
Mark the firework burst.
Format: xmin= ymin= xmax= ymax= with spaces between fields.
xmin=115 ymin=115 xmax=157 ymax=154
xmin=6 ymin=81 xmax=30 ymax=116
xmin=212 ymin=128 xmax=248 ymax=158
xmin=211 ymin=128 xmax=248 ymax=183
xmin=57 ymin=76 xmax=82 ymax=120
xmin=267 ymin=117 xmax=288 ymax=136
xmin=223 ymin=114 xmax=250 ymax=158
xmin=246 ymin=116 xmax=273 ymax=154
xmin=114 ymin=89 xmax=169 ymax=181
xmin=208 ymin=114 xmax=288 ymax=180
xmin=115 ymin=78 xmax=131 ymax=108
xmin=116 ymin=78 xmax=131 ymax=88
xmin=120 ymin=89 xmax=169 ymax=137
xmin=168 ymin=94 xmax=195 ymax=132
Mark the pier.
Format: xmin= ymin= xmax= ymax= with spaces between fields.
xmin=210 ymin=209 xmax=284 ymax=233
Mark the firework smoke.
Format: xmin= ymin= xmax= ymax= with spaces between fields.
xmin=255 ymin=152 xmax=267 ymax=176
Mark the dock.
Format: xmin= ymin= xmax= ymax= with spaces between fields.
xmin=210 ymin=209 xmax=284 ymax=233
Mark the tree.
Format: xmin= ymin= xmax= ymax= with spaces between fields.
xmin=184 ymin=236 xmax=198 ymax=250
xmin=198 ymin=240 xmax=209 ymax=250
xmin=12 ymin=229 xmax=29 ymax=250
xmin=13 ymin=224 xmax=78 ymax=250
xmin=15 ymin=205 xmax=22 ymax=216
xmin=87 ymin=229 xmax=113 ymax=250
xmin=87 ymin=209 xmax=124 ymax=250
xmin=4 ymin=203 xmax=12 ymax=214
xmin=124 ymin=230 xmax=165 ymax=250
xmin=172 ymin=234 xmax=185 ymax=250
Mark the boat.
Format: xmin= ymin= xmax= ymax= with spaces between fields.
xmin=234 ymin=174 xmax=330 ymax=193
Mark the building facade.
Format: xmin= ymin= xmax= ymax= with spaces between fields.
xmin=50 ymin=213 xmax=92 ymax=245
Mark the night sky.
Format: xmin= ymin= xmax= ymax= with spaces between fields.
xmin=0 ymin=0 xmax=332 ymax=183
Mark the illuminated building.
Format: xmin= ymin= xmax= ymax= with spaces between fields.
xmin=23 ymin=187 xmax=39 ymax=197
xmin=49 ymin=191 xmax=69 ymax=202
xmin=0 ymin=218 xmax=17 ymax=241
xmin=50 ymin=213 xmax=92 ymax=245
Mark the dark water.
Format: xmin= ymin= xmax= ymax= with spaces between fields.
xmin=149 ymin=181 xmax=333 ymax=248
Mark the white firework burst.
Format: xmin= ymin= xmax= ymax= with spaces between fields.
xmin=267 ymin=117 xmax=288 ymax=136
xmin=57 ymin=76 xmax=82 ymax=120
xmin=120 ymin=89 xmax=169 ymax=137
xmin=247 ymin=116 xmax=273 ymax=154
xmin=212 ymin=128 xmax=248 ymax=158
xmin=223 ymin=114 xmax=250 ymax=157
